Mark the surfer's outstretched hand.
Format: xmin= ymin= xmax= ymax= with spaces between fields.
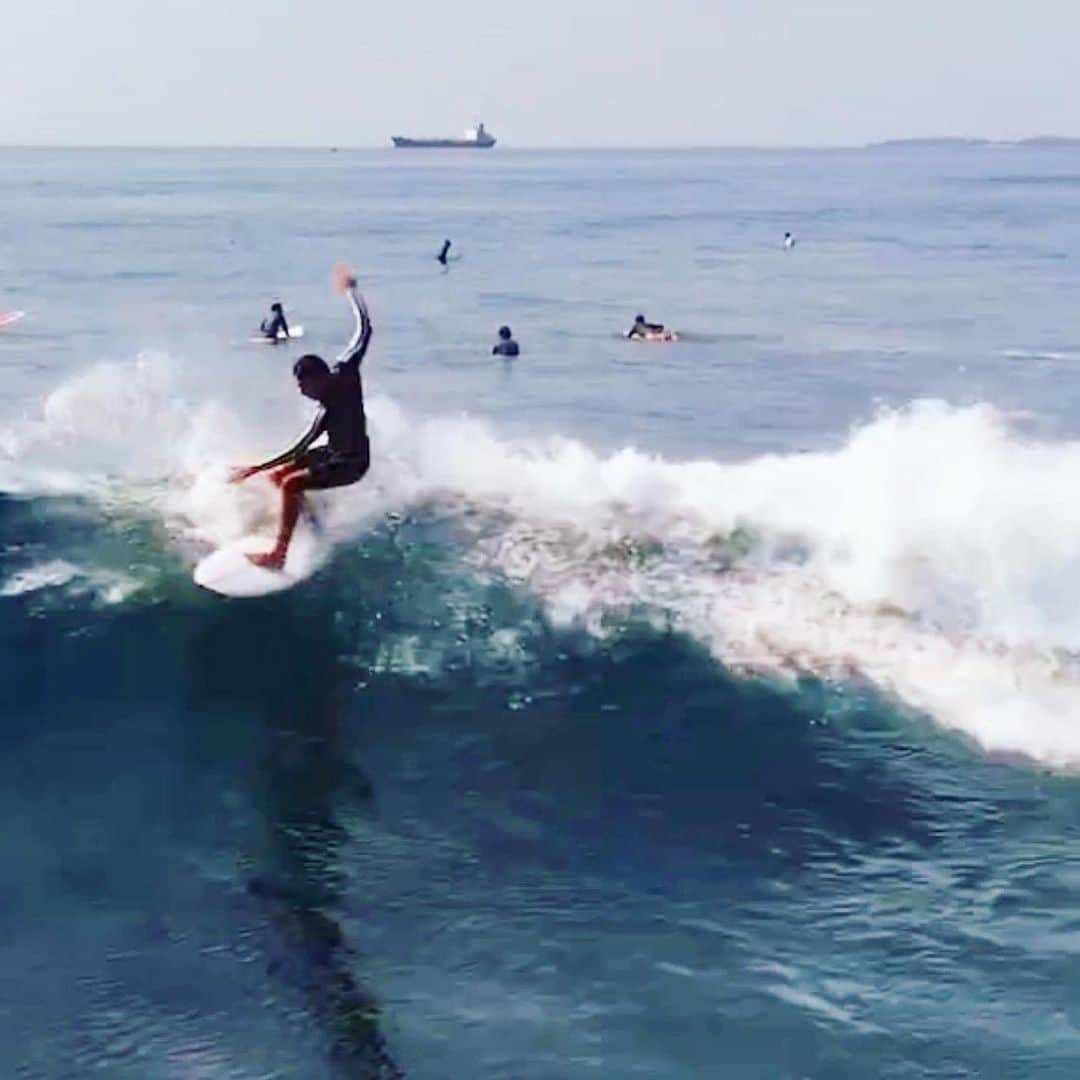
xmin=229 ymin=465 xmax=257 ymax=484
xmin=333 ymin=262 xmax=357 ymax=294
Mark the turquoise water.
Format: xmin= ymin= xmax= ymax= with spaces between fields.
xmin=4 ymin=147 xmax=1080 ymax=1077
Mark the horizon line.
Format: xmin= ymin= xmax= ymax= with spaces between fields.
xmin=0 ymin=136 xmax=1079 ymax=152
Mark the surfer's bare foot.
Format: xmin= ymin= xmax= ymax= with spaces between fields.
xmin=247 ymin=550 xmax=286 ymax=570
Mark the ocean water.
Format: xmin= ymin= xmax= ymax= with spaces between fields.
xmin=4 ymin=145 xmax=1080 ymax=1077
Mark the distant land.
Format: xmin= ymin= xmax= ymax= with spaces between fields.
xmin=868 ymin=136 xmax=1080 ymax=149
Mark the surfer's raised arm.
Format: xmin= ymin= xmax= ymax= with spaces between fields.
xmin=334 ymin=264 xmax=372 ymax=373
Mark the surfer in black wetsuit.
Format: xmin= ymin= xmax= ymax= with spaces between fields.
xmin=626 ymin=313 xmax=665 ymax=339
xmin=230 ymin=265 xmax=372 ymax=569
xmin=260 ymin=301 xmax=290 ymax=342
xmin=437 ymin=239 xmax=452 ymax=266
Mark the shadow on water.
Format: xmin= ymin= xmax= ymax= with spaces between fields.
xmin=0 ymin=493 xmax=403 ymax=1077
xmin=182 ymin=591 xmax=403 ymax=1078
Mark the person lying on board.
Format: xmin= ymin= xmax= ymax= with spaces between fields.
xmin=626 ymin=314 xmax=667 ymax=339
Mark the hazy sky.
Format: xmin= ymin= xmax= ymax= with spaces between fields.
xmin=3 ymin=0 xmax=1077 ymax=146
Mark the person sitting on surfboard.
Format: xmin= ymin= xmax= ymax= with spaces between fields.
xmin=626 ymin=314 xmax=666 ymax=339
xmin=260 ymin=301 xmax=290 ymax=342
xmin=437 ymin=239 xmax=453 ymax=266
xmin=230 ymin=265 xmax=372 ymax=570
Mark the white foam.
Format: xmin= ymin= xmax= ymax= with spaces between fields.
xmin=366 ymin=399 xmax=1080 ymax=768
xmin=1002 ymin=349 xmax=1079 ymax=362
xmin=1 ymin=559 xmax=141 ymax=604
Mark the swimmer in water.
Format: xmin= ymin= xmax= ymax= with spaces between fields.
xmin=492 ymin=325 xmax=519 ymax=357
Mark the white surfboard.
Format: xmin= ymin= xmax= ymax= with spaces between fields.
xmin=629 ymin=330 xmax=679 ymax=343
xmin=0 ymin=310 xmax=26 ymax=330
xmin=251 ymin=324 xmax=304 ymax=344
xmin=194 ymin=522 xmax=328 ymax=597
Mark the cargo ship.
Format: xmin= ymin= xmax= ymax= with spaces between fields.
xmin=391 ymin=122 xmax=496 ymax=149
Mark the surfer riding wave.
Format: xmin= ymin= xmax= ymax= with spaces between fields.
xmin=230 ymin=264 xmax=372 ymax=570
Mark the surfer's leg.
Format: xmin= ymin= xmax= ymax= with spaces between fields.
xmin=267 ymin=464 xmax=296 ymax=488
xmin=248 ymin=442 xmax=369 ymax=569
xmin=248 ymin=468 xmax=310 ymax=570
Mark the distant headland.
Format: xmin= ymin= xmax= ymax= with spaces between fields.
xmin=868 ymin=136 xmax=1080 ymax=149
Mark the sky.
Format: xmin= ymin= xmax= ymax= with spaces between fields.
xmin=2 ymin=0 xmax=1077 ymax=147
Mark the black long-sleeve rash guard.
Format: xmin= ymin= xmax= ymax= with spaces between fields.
xmin=252 ymin=289 xmax=372 ymax=472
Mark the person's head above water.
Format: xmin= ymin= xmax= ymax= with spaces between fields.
xmin=498 ymin=325 xmax=512 ymax=340
xmin=271 ymin=301 xmax=283 ymax=313
xmin=635 ymin=314 xmax=646 ymax=324
xmin=292 ymin=353 xmax=332 ymax=401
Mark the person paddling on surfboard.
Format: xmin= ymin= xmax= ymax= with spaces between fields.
xmin=230 ymin=265 xmax=372 ymax=570
xmin=626 ymin=313 xmax=666 ymax=340
xmin=260 ymin=301 xmax=290 ymax=342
